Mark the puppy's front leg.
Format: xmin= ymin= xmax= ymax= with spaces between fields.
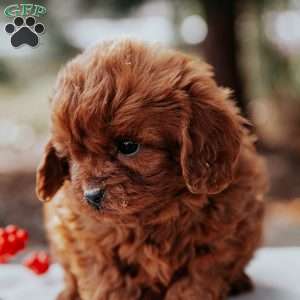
xmin=229 ymin=272 xmax=253 ymax=296
xmin=165 ymin=276 xmax=225 ymax=300
xmin=57 ymin=269 xmax=81 ymax=300
xmin=91 ymin=268 xmax=140 ymax=300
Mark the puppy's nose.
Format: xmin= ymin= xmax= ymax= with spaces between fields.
xmin=84 ymin=188 xmax=105 ymax=209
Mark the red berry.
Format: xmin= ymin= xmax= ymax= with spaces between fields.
xmin=23 ymin=256 xmax=36 ymax=267
xmin=14 ymin=237 xmax=25 ymax=253
xmin=0 ymin=237 xmax=8 ymax=256
xmin=5 ymin=225 xmax=18 ymax=235
xmin=23 ymin=251 xmax=51 ymax=275
xmin=0 ymin=225 xmax=29 ymax=262
xmin=0 ymin=228 xmax=8 ymax=239
xmin=38 ymin=251 xmax=50 ymax=263
xmin=16 ymin=229 xmax=29 ymax=243
xmin=38 ymin=264 xmax=50 ymax=274
xmin=7 ymin=234 xmax=19 ymax=255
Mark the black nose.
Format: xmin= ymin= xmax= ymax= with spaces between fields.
xmin=84 ymin=188 xmax=105 ymax=209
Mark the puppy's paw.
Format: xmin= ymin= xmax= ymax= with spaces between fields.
xmin=141 ymin=288 xmax=164 ymax=300
xmin=165 ymin=278 xmax=215 ymax=300
xmin=229 ymin=273 xmax=253 ymax=297
xmin=56 ymin=289 xmax=81 ymax=300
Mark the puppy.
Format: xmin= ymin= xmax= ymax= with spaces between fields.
xmin=36 ymin=40 xmax=267 ymax=300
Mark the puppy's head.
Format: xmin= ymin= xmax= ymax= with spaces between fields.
xmin=36 ymin=40 xmax=243 ymax=221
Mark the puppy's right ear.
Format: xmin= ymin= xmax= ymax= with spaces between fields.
xmin=36 ymin=141 xmax=69 ymax=202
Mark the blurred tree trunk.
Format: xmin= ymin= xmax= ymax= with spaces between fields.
xmin=202 ymin=0 xmax=247 ymax=115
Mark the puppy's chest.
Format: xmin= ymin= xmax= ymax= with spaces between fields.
xmin=72 ymin=222 xmax=179 ymax=284
xmin=52 ymin=210 xmax=183 ymax=288
xmin=49 ymin=195 xmax=214 ymax=291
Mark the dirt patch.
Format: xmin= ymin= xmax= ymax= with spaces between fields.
xmin=0 ymin=170 xmax=46 ymax=245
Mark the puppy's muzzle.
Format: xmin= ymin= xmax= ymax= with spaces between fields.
xmin=84 ymin=188 xmax=105 ymax=210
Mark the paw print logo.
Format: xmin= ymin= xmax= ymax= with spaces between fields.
xmin=5 ymin=16 xmax=45 ymax=48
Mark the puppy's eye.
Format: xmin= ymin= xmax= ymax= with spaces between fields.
xmin=117 ymin=140 xmax=140 ymax=156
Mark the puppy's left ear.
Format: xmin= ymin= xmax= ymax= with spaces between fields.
xmin=36 ymin=141 xmax=69 ymax=202
xmin=180 ymin=68 xmax=243 ymax=195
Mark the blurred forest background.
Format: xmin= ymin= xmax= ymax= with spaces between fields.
xmin=0 ymin=0 xmax=300 ymax=248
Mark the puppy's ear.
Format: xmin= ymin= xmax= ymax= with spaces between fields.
xmin=36 ymin=141 xmax=69 ymax=202
xmin=180 ymin=71 xmax=242 ymax=195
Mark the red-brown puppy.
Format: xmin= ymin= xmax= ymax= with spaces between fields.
xmin=36 ymin=39 xmax=267 ymax=300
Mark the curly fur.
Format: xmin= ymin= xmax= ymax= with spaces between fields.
xmin=36 ymin=40 xmax=267 ymax=300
